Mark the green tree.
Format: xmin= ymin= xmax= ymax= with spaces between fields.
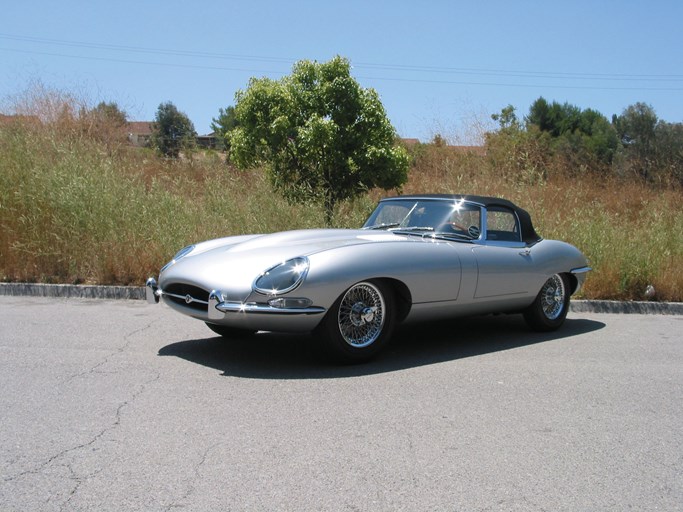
xmin=228 ymin=56 xmax=409 ymax=224
xmin=654 ymin=121 xmax=683 ymax=185
xmin=526 ymin=98 xmax=617 ymax=167
xmin=151 ymin=102 xmax=196 ymax=158
xmin=491 ymin=104 xmax=520 ymax=132
xmin=527 ymin=98 xmax=582 ymax=137
xmin=211 ymin=106 xmax=239 ymax=150
xmin=614 ymin=103 xmax=658 ymax=147
xmin=613 ymin=103 xmax=658 ymax=180
xmin=580 ymin=112 xmax=619 ymax=166
xmin=613 ymin=104 xmax=683 ymax=184
xmin=526 ymin=97 xmax=552 ymax=132
xmin=91 ymin=101 xmax=128 ymax=126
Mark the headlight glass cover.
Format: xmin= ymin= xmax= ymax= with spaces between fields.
xmin=161 ymin=244 xmax=195 ymax=272
xmin=254 ymin=257 xmax=309 ymax=296
xmin=172 ymin=245 xmax=195 ymax=261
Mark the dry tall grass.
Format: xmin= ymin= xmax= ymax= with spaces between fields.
xmin=405 ymin=144 xmax=683 ymax=301
xmin=1 ymin=95 xmax=681 ymax=301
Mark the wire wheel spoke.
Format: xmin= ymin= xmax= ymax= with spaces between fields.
xmin=337 ymin=283 xmax=385 ymax=348
xmin=541 ymin=274 xmax=566 ymax=320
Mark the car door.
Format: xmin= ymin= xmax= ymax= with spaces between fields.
xmin=472 ymin=206 xmax=537 ymax=298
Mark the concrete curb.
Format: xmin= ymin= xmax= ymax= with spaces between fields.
xmin=569 ymin=300 xmax=683 ymax=316
xmin=1 ymin=282 xmax=682 ymax=315
xmin=0 ymin=283 xmax=145 ymax=301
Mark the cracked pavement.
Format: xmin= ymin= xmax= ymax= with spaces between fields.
xmin=1 ymin=297 xmax=682 ymax=511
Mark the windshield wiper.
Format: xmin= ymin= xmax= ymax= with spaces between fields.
xmin=391 ymin=226 xmax=434 ymax=232
xmin=391 ymin=226 xmax=435 ymax=236
xmin=363 ymin=223 xmax=400 ymax=230
xmin=432 ymin=232 xmax=475 ymax=242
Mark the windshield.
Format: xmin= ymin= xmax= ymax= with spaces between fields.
xmin=363 ymin=199 xmax=482 ymax=239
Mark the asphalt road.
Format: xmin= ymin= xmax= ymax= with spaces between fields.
xmin=1 ymin=297 xmax=681 ymax=511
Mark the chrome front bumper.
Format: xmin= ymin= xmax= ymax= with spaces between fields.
xmin=146 ymin=277 xmax=325 ymax=320
xmin=146 ymin=277 xmax=160 ymax=304
xmin=570 ymin=266 xmax=592 ymax=294
xmin=207 ymin=291 xmax=325 ymax=320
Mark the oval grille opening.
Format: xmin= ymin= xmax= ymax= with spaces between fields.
xmin=164 ymin=283 xmax=209 ymax=312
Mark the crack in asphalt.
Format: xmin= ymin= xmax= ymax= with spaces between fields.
xmin=162 ymin=443 xmax=221 ymax=511
xmin=3 ymin=318 xmax=162 ymax=510
xmin=54 ymin=463 xmax=106 ymax=512
xmin=64 ymin=318 xmax=159 ymax=385
xmin=4 ymin=371 xmax=161 ymax=486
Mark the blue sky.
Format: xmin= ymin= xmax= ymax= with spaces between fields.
xmin=1 ymin=0 xmax=681 ymax=141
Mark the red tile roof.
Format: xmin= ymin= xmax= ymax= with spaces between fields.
xmin=127 ymin=121 xmax=153 ymax=135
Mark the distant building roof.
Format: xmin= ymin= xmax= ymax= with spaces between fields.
xmin=127 ymin=121 xmax=153 ymax=135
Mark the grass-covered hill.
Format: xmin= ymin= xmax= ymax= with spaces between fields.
xmin=1 ymin=107 xmax=681 ymax=301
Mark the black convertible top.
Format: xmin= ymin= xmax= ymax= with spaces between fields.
xmin=384 ymin=194 xmax=542 ymax=245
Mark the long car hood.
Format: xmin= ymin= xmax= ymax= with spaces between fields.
xmin=159 ymin=229 xmax=408 ymax=296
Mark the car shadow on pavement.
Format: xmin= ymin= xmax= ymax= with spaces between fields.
xmin=157 ymin=314 xmax=605 ymax=379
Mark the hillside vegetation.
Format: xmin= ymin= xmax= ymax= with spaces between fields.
xmin=1 ymin=99 xmax=681 ymax=301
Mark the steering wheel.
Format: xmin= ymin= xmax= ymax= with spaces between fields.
xmin=449 ymin=222 xmax=467 ymax=231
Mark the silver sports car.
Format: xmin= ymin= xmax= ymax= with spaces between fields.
xmin=147 ymin=194 xmax=591 ymax=362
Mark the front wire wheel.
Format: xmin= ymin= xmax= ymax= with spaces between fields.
xmin=316 ymin=280 xmax=396 ymax=363
xmin=540 ymin=274 xmax=566 ymax=320
xmin=338 ymin=282 xmax=386 ymax=348
xmin=523 ymin=273 xmax=571 ymax=331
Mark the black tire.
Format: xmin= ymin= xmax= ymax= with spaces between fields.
xmin=523 ymin=273 xmax=571 ymax=331
xmin=314 ymin=280 xmax=396 ymax=363
xmin=205 ymin=322 xmax=256 ymax=338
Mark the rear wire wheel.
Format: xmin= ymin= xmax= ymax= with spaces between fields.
xmin=523 ymin=273 xmax=571 ymax=331
xmin=316 ymin=280 xmax=396 ymax=363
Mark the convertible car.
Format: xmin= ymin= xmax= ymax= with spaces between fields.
xmin=147 ymin=194 xmax=590 ymax=362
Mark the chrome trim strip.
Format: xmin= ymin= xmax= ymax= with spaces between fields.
xmin=215 ymin=301 xmax=326 ymax=316
xmin=160 ymin=291 xmax=209 ymax=305
xmin=570 ymin=266 xmax=592 ymax=274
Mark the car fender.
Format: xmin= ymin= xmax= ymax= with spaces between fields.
xmin=299 ymin=239 xmax=465 ymax=308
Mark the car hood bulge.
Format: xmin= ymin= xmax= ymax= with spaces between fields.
xmin=160 ymin=229 xmax=408 ymax=296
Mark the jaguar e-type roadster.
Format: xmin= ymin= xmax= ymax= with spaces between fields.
xmin=147 ymin=194 xmax=590 ymax=362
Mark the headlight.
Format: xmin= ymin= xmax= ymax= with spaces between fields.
xmin=254 ymin=257 xmax=309 ymax=296
xmin=172 ymin=245 xmax=195 ymax=261
xmin=161 ymin=244 xmax=195 ymax=272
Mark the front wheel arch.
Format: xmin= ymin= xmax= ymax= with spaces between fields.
xmin=381 ymin=278 xmax=412 ymax=323
xmin=565 ymin=272 xmax=579 ymax=295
